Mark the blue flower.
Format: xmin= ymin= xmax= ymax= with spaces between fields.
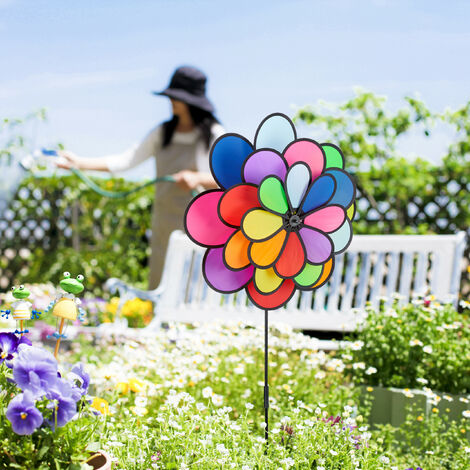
xmin=12 ymin=345 xmax=58 ymax=397
xmin=46 ymin=378 xmax=79 ymax=428
xmin=0 ymin=333 xmax=31 ymax=363
xmin=70 ymin=362 xmax=90 ymax=396
xmin=6 ymin=391 xmax=43 ymax=435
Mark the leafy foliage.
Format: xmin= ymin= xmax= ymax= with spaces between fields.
xmin=8 ymin=174 xmax=155 ymax=295
xmin=2 ymin=93 xmax=469 ymax=296
xmin=342 ymin=297 xmax=470 ymax=393
xmin=295 ymin=90 xmax=470 ymax=237
xmin=0 ymin=109 xmax=47 ymax=165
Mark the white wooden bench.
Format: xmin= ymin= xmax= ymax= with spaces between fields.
xmin=105 ymin=230 xmax=466 ymax=333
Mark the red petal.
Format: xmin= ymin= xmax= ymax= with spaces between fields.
xmin=219 ymin=184 xmax=261 ymax=227
xmin=275 ymin=232 xmax=305 ymax=277
xmin=246 ymin=279 xmax=295 ymax=310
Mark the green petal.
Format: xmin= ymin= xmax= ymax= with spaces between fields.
xmin=259 ymin=177 xmax=289 ymax=214
xmin=294 ymin=262 xmax=323 ymax=287
xmin=322 ymin=144 xmax=344 ymax=169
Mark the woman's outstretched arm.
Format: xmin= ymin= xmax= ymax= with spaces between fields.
xmin=56 ymin=126 xmax=161 ymax=172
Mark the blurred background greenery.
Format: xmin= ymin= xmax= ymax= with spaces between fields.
xmin=1 ymin=91 xmax=469 ymax=296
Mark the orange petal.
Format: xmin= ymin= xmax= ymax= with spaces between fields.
xmin=224 ymin=230 xmax=251 ymax=270
xmin=312 ymin=258 xmax=333 ymax=288
xmin=249 ymin=230 xmax=287 ymax=267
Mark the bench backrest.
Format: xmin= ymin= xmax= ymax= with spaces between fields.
xmin=157 ymin=230 xmax=466 ymax=331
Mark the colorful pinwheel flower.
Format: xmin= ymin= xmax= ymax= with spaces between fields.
xmin=185 ymin=113 xmax=356 ymax=310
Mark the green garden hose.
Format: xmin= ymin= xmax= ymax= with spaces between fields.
xmin=70 ymin=168 xmax=177 ymax=199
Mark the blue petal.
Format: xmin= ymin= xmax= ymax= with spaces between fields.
xmin=301 ymin=174 xmax=335 ymax=214
xmin=210 ymin=135 xmax=253 ymax=189
xmin=324 ymin=169 xmax=355 ymax=208
xmin=286 ymin=163 xmax=310 ymax=209
xmin=329 ymin=219 xmax=352 ymax=252
xmin=254 ymin=113 xmax=296 ymax=152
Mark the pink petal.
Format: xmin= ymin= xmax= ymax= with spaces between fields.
xmin=303 ymin=206 xmax=346 ymax=233
xmin=284 ymin=140 xmax=324 ymax=180
xmin=185 ymin=191 xmax=235 ymax=246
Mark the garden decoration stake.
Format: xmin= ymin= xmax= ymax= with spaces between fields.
xmin=44 ymin=272 xmax=86 ymax=359
xmin=184 ymin=113 xmax=356 ymax=445
xmin=1 ymin=285 xmax=43 ymax=336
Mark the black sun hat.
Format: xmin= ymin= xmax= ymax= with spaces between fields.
xmin=153 ymin=66 xmax=215 ymax=114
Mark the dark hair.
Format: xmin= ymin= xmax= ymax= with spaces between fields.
xmin=162 ymin=105 xmax=219 ymax=150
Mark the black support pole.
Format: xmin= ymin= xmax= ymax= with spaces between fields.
xmin=264 ymin=309 xmax=269 ymax=445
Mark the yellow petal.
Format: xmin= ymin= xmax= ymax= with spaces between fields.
xmin=347 ymin=202 xmax=356 ymax=220
xmin=254 ymin=267 xmax=283 ymax=293
xmin=242 ymin=209 xmax=283 ymax=241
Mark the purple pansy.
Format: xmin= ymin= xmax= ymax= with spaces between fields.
xmin=6 ymin=391 xmax=43 ymax=435
xmin=12 ymin=345 xmax=58 ymax=397
xmin=0 ymin=333 xmax=31 ymax=363
xmin=46 ymin=378 xmax=79 ymax=428
xmin=70 ymin=362 xmax=90 ymax=396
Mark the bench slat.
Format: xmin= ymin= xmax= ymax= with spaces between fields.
xmin=370 ymin=252 xmax=385 ymax=310
xmin=399 ymin=252 xmax=414 ymax=303
xmin=327 ymin=253 xmax=344 ymax=311
xmin=355 ymin=252 xmax=371 ymax=310
xmin=341 ymin=252 xmax=358 ymax=312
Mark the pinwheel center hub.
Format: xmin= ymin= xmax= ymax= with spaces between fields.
xmin=288 ymin=214 xmax=302 ymax=229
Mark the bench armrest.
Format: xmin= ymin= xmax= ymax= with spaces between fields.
xmin=104 ymin=278 xmax=164 ymax=303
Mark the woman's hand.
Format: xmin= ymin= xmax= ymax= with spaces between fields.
xmin=172 ymin=170 xmax=205 ymax=191
xmin=54 ymin=151 xmax=110 ymax=172
xmin=173 ymin=170 xmax=218 ymax=191
xmin=55 ymin=150 xmax=81 ymax=169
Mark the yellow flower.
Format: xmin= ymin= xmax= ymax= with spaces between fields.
xmin=115 ymin=382 xmax=129 ymax=394
xmin=91 ymin=397 xmax=110 ymax=415
xmin=416 ymin=416 xmax=424 ymax=422
xmin=432 ymin=407 xmax=439 ymax=413
xmin=366 ymin=387 xmax=374 ymax=392
xmin=128 ymin=378 xmax=146 ymax=393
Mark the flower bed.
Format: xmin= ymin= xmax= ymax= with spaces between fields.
xmin=1 ymin=285 xmax=470 ymax=468
xmin=66 ymin=320 xmax=469 ymax=469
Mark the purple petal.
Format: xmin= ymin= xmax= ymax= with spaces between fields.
xmin=0 ymin=332 xmax=19 ymax=356
xmin=203 ymin=248 xmax=254 ymax=293
xmin=299 ymin=227 xmax=333 ymax=264
xmin=243 ymin=150 xmax=287 ymax=185
xmin=6 ymin=392 xmax=43 ymax=435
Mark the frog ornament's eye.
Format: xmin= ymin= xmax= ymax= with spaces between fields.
xmin=63 ymin=272 xmax=71 ymax=278
xmin=77 ymin=274 xmax=84 ymax=282
xmin=11 ymin=286 xmax=15 ymax=291
xmin=19 ymin=285 xmax=24 ymax=290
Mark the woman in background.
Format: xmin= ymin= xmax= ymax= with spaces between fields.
xmin=58 ymin=66 xmax=224 ymax=288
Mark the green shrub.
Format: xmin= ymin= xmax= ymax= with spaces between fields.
xmin=342 ymin=297 xmax=470 ymax=394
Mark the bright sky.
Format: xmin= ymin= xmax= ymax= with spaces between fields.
xmin=1 ymin=0 xmax=469 ymax=178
